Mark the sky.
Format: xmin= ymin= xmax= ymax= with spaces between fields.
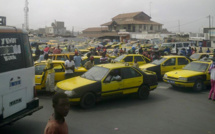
xmin=1 ymin=0 xmax=215 ymax=33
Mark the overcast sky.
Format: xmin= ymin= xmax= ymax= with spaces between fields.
xmin=1 ymin=0 xmax=215 ymax=33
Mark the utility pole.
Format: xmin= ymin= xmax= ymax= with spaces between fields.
xmin=178 ymin=20 xmax=180 ymax=33
xmin=24 ymin=0 xmax=29 ymax=31
xmin=208 ymin=15 xmax=211 ymax=41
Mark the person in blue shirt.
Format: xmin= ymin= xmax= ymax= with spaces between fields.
xmin=206 ymin=48 xmax=211 ymax=53
xmin=180 ymin=48 xmax=186 ymax=56
xmin=73 ymin=52 xmax=82 ymax=67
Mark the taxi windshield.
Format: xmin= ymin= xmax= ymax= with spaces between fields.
xmin=183 ymin=62 xmax=209 ymax=72
xmin=151 ymin=58 xmax=167 ymax=65
xmin=114 ymin=55 xmax=126 ymax=62
xmin=190 ymin=53 xmax=200 ymax=60
xmin=81 ymin=66 xmax=109 ymax=81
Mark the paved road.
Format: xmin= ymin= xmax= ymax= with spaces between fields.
xmin=1 ymin=82 xmax=215 ymax=134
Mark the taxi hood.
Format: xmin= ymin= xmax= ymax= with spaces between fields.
xmin=166 ymin=69 xmax=205 ymax=78
xmin=139 ymin=63 xmax=156 ymax=70
xmin=56 ymin=76 xmax=97 ymax=91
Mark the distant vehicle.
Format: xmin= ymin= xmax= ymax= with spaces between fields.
xmin=55 ymin=63 xmax=158 ymax=108
xmin=163 ymin=60 xmax=212 ymax=91
xmin=0 ymin=23 xmax=43 ymax=127
xmin=113 ymin=54 xmax=151 ymax=66
xmin=34 ymin=60 xmax=87 ymax=90
xmin=190 ymin=53 xmax=213 ymax=61
xmin=139 ymin=55 xmax=190 ymax=78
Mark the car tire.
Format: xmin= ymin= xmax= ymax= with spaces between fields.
xmin=193 ymin=79 xmax=203 ymax=91
xmin=138 ymin=85 xmax=150 ymax=100
xmin=80 ymin=92 xmax=96 ymax=109
xmin=171 ymin=84 xmax=177 ymax=88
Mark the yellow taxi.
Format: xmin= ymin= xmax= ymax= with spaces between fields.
xmin=163 ymin=60 xmax=212 ymax=91
xmin=139 ymin=55 xmax=190 ymax=78
xmin=54 ymin=63 xmax=158 ymax=108
xmin=34 ymin=60 xmax=87 ymax=90
xmin=113 ymin=54 xmax=151 ymax=66
xmin=81 ymin=56 xmax=107 ymax=66
xmin=75 ymin=45 xmax=89 ymax=55
xmin=189 ymin=53 xmax=213 ymax=61
xmin=49 ymin=53 xmax=75 ymax=61
xmin=46 ymin=40 xmax=58 ymax=46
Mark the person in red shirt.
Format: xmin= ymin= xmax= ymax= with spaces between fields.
xmin=44 ymin=92 xmax=70 ymax=134
xmin=44 ymin=46 xmax=50 ymax=54
xmin=53 ymin=45 xmax=62 ymax=54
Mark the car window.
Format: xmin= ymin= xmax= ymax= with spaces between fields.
xmin=178 ymin=58 xmax=189 ymax=65
xmin=200 ymin=54 xmax=207 ymax=59
xmin=104 ymin=69 xmax=121 ymax=82
xmin=94 ymin=58 xmax=100 ymax=65
xmin=121 ymin=67 xmax=141 ymax=79
xmin=124 ymin=56 xmax=133 ymax=62
xmin=183 ymin=43 xmax=189 ymax=47
xmin=176 ymin=43 xmax=182 ymax=47
xmin=164 ymin=58 xmax=176 ymax=66
xmin=53 ymin=63 xmax=64 ymax=72
xmin=35 ymin=64 xmax=46 ymax=75
xmin=135 ymin=56 xmax=144 ymax=62
xmin=57 ymin=55 xmax=66 ymax=61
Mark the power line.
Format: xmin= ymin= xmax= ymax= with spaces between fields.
xmin=164 ymin=16 xmax=207 ymax=29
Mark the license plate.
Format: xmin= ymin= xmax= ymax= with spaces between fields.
xmin=167 ymin=80 xmax=175 ymax=84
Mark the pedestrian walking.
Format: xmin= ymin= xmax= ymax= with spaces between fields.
xmin=74 ymin=52 xmax=82 ymax=67
xmin=84 ymin=56 xmax=94 ymax=70
xmin=35 ymin=45 xmax=41 ymax=61
xmin=44 ymin=54 xmax=55 ymax=92
xmin=64 ymin=55 xmax=75 ymax=79
xmin=53 ymin=45 xmax=62 ymax=54
xmin=209 ymin=59 xmax=215 ymax=101
xmin=44 ymin=92 xmax=70 ymax=134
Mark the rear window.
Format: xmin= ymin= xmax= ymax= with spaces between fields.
xmin=0 ymin=33 xmax=33 ymax=73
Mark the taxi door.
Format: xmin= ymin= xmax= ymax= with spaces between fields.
xmin=121 ymin=67 xmax=143 ymax=94
xmin=134 ymin=56 xmax=146 ymax=65
xmin=161 ymin=58 xmax=176 ymax=75
xmin=205 ymin=63 xmax=212 ymax=85
xmin=176 ymin=57 xmax=190 ymax=70
xmin=35 ymin=63 xmax=47 ymax=90
xmin=53 ymin=63 xmax=65 ymax=82
xmin=101 ymin=69 xmax=123 ymax=96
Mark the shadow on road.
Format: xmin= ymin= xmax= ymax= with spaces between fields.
xmin=168 ymin=86 xmax=210 ymax=94
xmin=69 ymin=92 xmax=169 ymax=112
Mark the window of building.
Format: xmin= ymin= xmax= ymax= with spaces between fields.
xmin=150 ymin=25 xmax=153 ymax=30
xmin=144 ymin=25 xmax=146 ymax=30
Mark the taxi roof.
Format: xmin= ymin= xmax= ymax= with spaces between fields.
xmin=34 ymin=60 xmax=65 ymax=64
xmin=193 ymin=60 xmax=212 ymax=64
xmin=163 ymin=55 xmax=188 ymax=58
xmin=97 ymin=63 xmax=129 ymax=69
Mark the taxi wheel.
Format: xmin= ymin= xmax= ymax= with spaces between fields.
xmin=138 ymin=85 xmax=149 ymax=100
xmin=80 ymin=92 xmax=96 ymax=109
xmin=193 ymin=79 xmax=203 ymax=91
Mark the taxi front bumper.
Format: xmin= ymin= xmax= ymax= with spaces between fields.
xmin=163 ymin=78 xmax=194 ymax=87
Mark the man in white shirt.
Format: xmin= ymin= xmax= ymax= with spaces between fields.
xmin=64 ymin=55 xmax=75 ymax=79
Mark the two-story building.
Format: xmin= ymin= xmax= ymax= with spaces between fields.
xmin=81 ymin=11 xmax=163 ymax=41
xmin=101 ymin=11 xmax=162 ymax=33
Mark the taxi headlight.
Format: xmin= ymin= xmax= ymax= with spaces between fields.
xmin=178 ymin=77 xmax=187 ymax=81
xmin=163 ymin=74 xmax=167 ymax=78
xmin=64 ymin=90 xmax=76 ymax=97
